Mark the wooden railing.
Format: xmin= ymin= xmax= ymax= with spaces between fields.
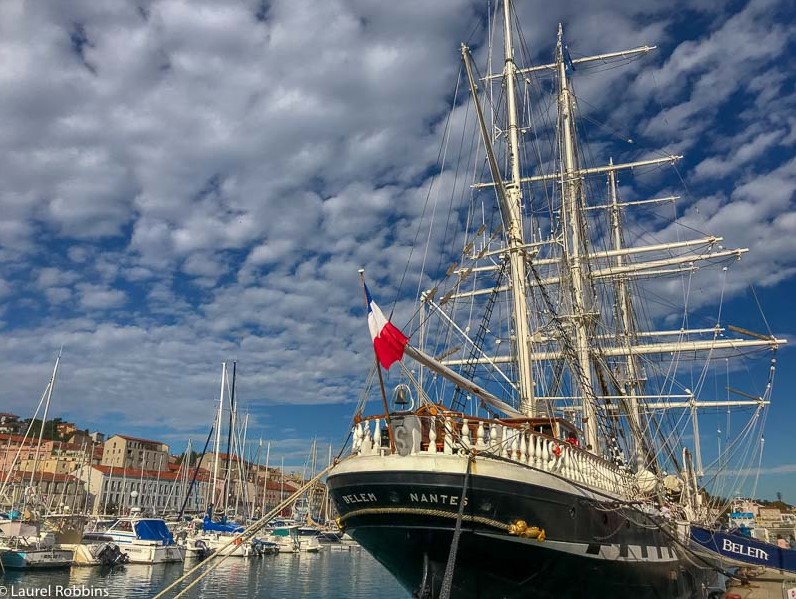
xmin=351 ymin=412 xmax=637 ymax=497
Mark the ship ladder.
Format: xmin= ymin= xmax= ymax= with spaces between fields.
xmin=450 ymin=260 xmax=507 ymax=414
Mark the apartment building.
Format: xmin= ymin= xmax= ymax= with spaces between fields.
xmin=75 ymin=463 xmax=211 ymax=516
xmin=100 ymin=435 xmax=170 ymax=471
xmin=0 ymin=470 xmax=87 ymax=512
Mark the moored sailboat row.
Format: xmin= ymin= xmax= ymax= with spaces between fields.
xmin=0 ymin=356 xmax=352 ymax=572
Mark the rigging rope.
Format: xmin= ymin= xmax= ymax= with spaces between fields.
xmin=153 ymin=464 xmax=334 ymax=599
xmin=439 ymin=454 xmax=473 ymax=599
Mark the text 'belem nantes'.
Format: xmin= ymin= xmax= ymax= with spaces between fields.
xmin=341 ymin=492 xmax=377 ymax=504
xmin=410 ymin=492 xmax=468 ymax=506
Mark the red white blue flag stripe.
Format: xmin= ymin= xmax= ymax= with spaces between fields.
xmin=365 ymin=284 xmax=409 ymax=370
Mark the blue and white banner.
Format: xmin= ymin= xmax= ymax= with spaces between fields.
xmin=690 ymin=525 xmax=796 ymax=573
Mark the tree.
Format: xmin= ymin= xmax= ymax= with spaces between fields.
xmin=174 ymin=450 xmax=200 ymax=466
xmin=23 ymin=418 xmax=65 ymax=441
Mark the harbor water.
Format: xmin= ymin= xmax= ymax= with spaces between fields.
xmin=0 ymin=549 xmax=409 ymax=598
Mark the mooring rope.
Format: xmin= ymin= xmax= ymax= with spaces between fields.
xmin=439 ymin=453 xmax=473 ymax=599
xmin=152 ymin=462 xmax=337 ymax=599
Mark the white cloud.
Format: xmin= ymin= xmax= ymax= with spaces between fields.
xmin=0 ymin=0 xmax=791 ymax=466
xmin=77 ymin=284 xmax=127 ymax=310
xmin=35 ymin=267 xmax=80 ymax=290
xmin=693 ymin=130 xmax=785 ymax=181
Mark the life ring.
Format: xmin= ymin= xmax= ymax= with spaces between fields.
xmin=552 ymin=442 xmax=562 ymax=457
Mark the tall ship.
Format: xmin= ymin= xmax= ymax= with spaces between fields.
xmin=325 ymin=2 xmax=786 ymax=598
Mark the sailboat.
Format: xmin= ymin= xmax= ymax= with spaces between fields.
xmin=325 ymin=3 xmax=785 ymax=598
xmin=0 ymin=351 xmax=74 ymax=569
xmin=182 ymin=362 xmax=275 ymax=557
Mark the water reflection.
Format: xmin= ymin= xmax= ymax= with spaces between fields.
xmin=0 ymin=550 xmax=408 ymax=598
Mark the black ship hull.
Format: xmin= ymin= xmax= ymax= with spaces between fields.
xmin=328 ymin=456 xmax=717 ymax=598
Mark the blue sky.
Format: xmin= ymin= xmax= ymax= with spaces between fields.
xmin=0 ymin=0 xmax=794 ymax=499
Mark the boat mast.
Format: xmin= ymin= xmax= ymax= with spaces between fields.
xmin=211 ymin=362 xmax=226 ymax=511
xmin=691 ymin=394 xmax=704 ymax=477
xmin=235 ymin=411 xmax=248 ymax=517
xmin=181 ymin=439 xmax=192 ymax=515
xmin=417 ymin=291 xmax=428 ymax=399
xmin=608 ymin=162 xmax=644 ymax=469
xmin=500 ymin=0 xmax=535 ymax=416
xmin=556 ymin=24 xmax=599 ymax=451
xmin=222 ymin=361 xmax=237 ymax=515
xmin=29 ymin=348 xmax=62 ymax=492
xmin=503 ymin=0 xmax=536 ymax=416
xmin=261 ymin=440 xmax=270 ymax=516
xmin=460 ymin=1 xmax=536 ymax=417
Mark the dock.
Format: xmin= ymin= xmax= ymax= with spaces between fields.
xmin=723 ymin=568 xmax=796 ymax=599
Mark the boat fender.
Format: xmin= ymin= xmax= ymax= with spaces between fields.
xmin=552 ymin=443 xmax=562 ymax=457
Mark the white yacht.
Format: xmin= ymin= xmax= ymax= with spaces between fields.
xmin=82 ymin=511 xmax=184 ymax=564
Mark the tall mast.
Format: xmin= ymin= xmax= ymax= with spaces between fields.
xmin=211 ymin=362 xmax=226 ymax=510
xmin=29 ymin=349 xmax=62 ymax=492
xmin=500 ymin=0 xmax=535 ymax=415
xmin=556 ymin=24 xmax=598 ymax=451
xmin=417 ymin=291 xmax=428 ymax=399
xmin=691 ymin=394 xmax=704 ymax=477
xmin=261 ymin=441 xmax=270 ymax=515
xmin=222 ymin=360 xmax=237 ymax=514
xmin=608 ymin=162 xmax=643 ymax=468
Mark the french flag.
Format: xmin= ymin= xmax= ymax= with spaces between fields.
xmin=365 ymin=284 xmax=409 ymax=370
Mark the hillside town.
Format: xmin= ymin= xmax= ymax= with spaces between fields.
xmin=0 ymin=412 xmax=310 ymax=519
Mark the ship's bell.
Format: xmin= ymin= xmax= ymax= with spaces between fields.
xmin=391 ymin=384 xmax=413 ymax=411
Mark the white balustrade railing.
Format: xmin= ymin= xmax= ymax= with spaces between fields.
xmin=351 ymin=416 xmax=637 ymax=497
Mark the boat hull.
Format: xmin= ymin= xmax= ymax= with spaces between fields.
xmin=328 ymin=455 xmax=714 ymax=598
xmin=62 ymin=542 xmax=128 ymax=567
xmin=120 ymin=542 xmax=185 ymax=564
xmin=690 ymin=526 xmax=796 ymax=574
xmin=203 ymin=535 xmax=255 ymax=557
xmin=0 ymin=549 xmax=73 ymax=569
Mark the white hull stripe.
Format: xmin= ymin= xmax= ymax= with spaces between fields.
xmin=331 ymin=453 xmax=618 ymax=500
xmin=476 ymin=531 xmax=678 ymax=563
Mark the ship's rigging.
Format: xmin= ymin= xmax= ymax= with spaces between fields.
xmin=328 ymin=3 xmax=786 ymax=596
xmin=388 ymin=9 xmax=785 ymax=495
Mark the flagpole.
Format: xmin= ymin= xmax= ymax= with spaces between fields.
xmin=358 ymin=269 xmax=396 ymax=454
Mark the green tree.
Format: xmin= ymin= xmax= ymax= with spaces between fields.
xmin=174 ymin=450 xmax=200 ymax=465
